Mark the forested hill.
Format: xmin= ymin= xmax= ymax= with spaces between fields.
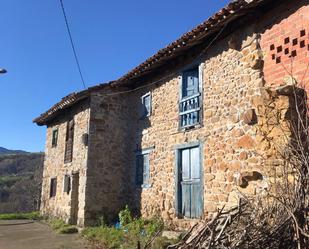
xmin=0 ymin=150 xmax=44 ymax=213
xmin=0 ymin=146 xmax=28 ymax=155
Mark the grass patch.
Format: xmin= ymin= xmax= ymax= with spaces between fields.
xmin=82 ymin=218 xmax=175 ymax=249
xmin=0 ymin=211 xmax=41 ymax=220
xmin=82 ymin=206 xmax=178 ymax=249
xmin=47 ymin=219 xmax=78 ymax=234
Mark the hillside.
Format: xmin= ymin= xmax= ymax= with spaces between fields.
xmin=0 ymin=146 xmax=28 ymax=155
xmin=0 ymin=150 xmax=44 ymax=213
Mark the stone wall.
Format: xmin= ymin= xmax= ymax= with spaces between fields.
xmin=123 ymin=27 xmax=266 ymax=228
xmin=84 ymin=89 xmax=133 ymax=225
xmin=82 ymin=26 xmax=270 ymax=228
xmin=83 ymin=1 xmax=308 ymax=228
xmin=40 ymin=0 xmax=308 ymax=228
xmin=40 ymin=99 xmax=90 ymax=226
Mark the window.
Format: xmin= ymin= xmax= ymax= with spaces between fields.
xmin=136 ymin=152 xmax=150 ymax=187
xmin=141 ymin=92 xmax=151 ymax=118
xmin=179 ymin=67 xmax=201 ymax=128
xmin=52 ymin=129 xmax=58 ymax=147
xmin=63 ymin=175 xmax=71 ymax=194
xmin=50 ymin=178 xmax=57 ymax=198
xmin=64 ymin=119 xmax=74 ymax=163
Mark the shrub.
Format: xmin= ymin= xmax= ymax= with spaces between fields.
xmin=58 ymin=226 xmax=79 ymax=234
xmin=118 ymin=205 xmax=132 ymax=226
xmin=82 ymin=206 xmax=166 ymax=249
xmin=47 ymin=218 xmax=78 ymax=234
xmin=82 ymin=226 xmax=125 ymax=249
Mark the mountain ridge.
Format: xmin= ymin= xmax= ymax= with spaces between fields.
xmin=0 ymin=146 xmax=29 ymax=155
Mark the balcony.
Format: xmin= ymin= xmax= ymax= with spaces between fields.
xmin=179 ymin=93 xmax=201 ymax=128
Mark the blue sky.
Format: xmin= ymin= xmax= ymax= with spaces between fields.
xmin=0 ymin=0 xmax=229 ymax=152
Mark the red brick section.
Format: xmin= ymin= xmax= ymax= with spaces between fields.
xmin=260 ymin=2 xmax=309 ymax=89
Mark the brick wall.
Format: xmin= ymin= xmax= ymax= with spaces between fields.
xmin=260 ymin=0 xmax=309 ymax=88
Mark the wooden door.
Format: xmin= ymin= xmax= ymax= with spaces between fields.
xmin=179 ymin=146 xmax=203 ymax=218
xmin=69 ymin=172 xmax=79 ymax=225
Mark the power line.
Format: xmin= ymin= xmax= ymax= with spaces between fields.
xmin=59 ymin=0 xmax=86 ymax=89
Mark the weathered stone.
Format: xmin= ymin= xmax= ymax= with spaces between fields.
xmin=241 ymin=109 xmax=257 ymax=125
xmin=239 ymin=151 xmax=248 ymax=160
xmin=236 ymin=135 xmax=255 ymax=149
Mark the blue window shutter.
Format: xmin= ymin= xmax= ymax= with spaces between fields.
xmin=144 ymin=94 xmax=151 ymax=116
xmin=180 ymin=67 xmax=201 ymax=128
xmin=136 ymin=155 xmax=143 ymax=185
xmin=143 ymin=154 xmax=150 ymax=185
xmin=136 ymin=153 xmax=150 ymax=187
xmin=182 ymin=69 xmax=199 ymax=98
xmin=141 ymin=93 xmax=151 ymax=118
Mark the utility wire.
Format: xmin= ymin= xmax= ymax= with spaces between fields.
xmin=59 ymin=0 xmax=86 ymax=89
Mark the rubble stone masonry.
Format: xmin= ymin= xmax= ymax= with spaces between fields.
xmin=40 ymin=0 xmax=309 ymax=228
xmin=41 ymin=99 xmax=90 ymax=226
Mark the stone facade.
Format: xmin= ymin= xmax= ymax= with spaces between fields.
xmin=38 ymin=0 xmax=309 ymax=228
xmin=41 ymin=99 xmax=90 ymax=226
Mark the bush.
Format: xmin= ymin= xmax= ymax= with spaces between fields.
xmin=58 ymin=226 xmax=79 ymax=234
xmin=82 ymin=206 xmax=166 ymax=249
xmin=0 ymin=211 xmax=41 ymax=220
xmin=82 ymin=226 xmax=125 ymax=249
xmin=118 ymin=205 xmax=132 ymax=226
xmin=47 ymin=218 xmax=78 ymax=234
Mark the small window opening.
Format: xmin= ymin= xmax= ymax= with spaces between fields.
xmin=63 ymin=175 xmax=71 ymax=194
xmin=50 ymin=178 xmax=57 ymax=198
xmin=141 ymin=93 xmax=151 ymax=118
xmin=52 ymin=129 xmax=58 ymax=147
xmin=136 ymin=152 xmax=150 ymax=188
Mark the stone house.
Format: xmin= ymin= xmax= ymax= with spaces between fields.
xmin=34 ymin=0 xmax=309 ymax=227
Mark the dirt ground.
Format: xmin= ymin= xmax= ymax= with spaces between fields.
xmin=0 ymin=220 xmax=90 ymax=249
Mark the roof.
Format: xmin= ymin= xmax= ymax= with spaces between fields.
xmin=34 ymin=0 xmax=272 ymax=126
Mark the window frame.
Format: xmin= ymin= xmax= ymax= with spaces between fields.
xmin=50 ymin=177 xmax=57 ymax=198
xmin=178 ymin=63 xmax=204 ymax=130
xmin=64 ymin=118 xmax=74 ymax=163
xmin=135 ymin=147 xmax=153 ymax=188
xmin=141 ymin=92 xmax=152 ymax=118
xmin=51 ymin=128 xmax=59 ymax=147
xmin=63 ymin=175 xmax=71 ymax=194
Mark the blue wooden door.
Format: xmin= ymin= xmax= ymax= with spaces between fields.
xmin=180 ymin=147 xmax=203 ymax=218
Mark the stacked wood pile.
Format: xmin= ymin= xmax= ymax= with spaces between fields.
xmin=167 ymin=195 xmax=307 ymax=249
